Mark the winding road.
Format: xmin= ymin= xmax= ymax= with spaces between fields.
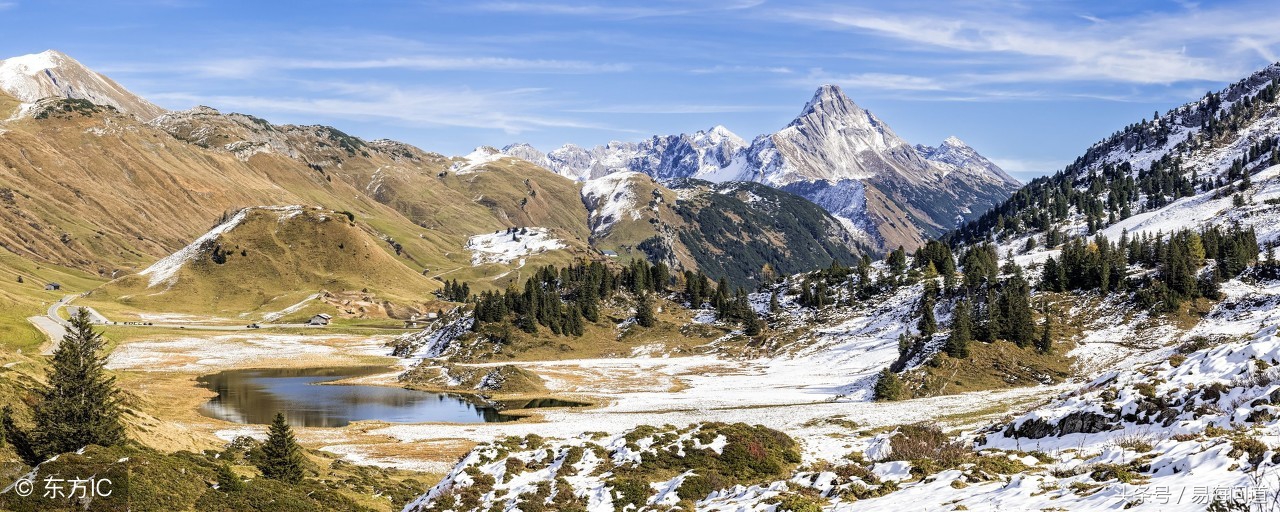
xmin=27 ymin=295 xmax=319 ymax=354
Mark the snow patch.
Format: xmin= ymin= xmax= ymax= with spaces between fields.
xmin=466 ymin=227 xmax=566 ymax=266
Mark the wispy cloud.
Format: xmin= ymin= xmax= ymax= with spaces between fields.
xmin=147 ymin=83 xmax=632 ymax=136
xmin=0 ymin=2 xmax=17 ymax=10
xmin=794 ymin=70 xmax=946 ymax=92
xmin=468 ymin=1 xmax=764 ymax=20
xmin=691 ymin=65 xmax=793 ymax=75
xmin=990 ymin=156 xmax=1072 ymax=180
xmin=775 ymin=1 xmax=1280 ymax=92
xmin=113 ymin=55 xmax=630 ymax=79
xmin=564 ymin=104 xmax=783 ymax=114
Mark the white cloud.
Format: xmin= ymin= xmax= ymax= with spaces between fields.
xmin=795 ymin=70 xmax=946 ymax=92
xmin=776 ymin=2 xmax=1280 ymax=87
xmin=147 ymin=83 xmax=630 ymax=135
xmin=564 ymin=104 xmax=782 ymax=114
xmin=183 ymin=55 xmax=630 ymax=79
xmin=469 ymin=1 xmax=764 ymax=19
xmin=990 ymin=156 xmax=1070 ymax=178
xmin=690 ymin=65 xmax=793 ymax=75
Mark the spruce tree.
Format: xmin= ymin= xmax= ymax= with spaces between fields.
xmin=257 ymin=412 xmax=305 ymax=484
xmin=31 ymin=308 xmax=124 ymax=460
xmin=917 ymin=293 xmax=937 ymax=337
xmin=769 ymin=290 xmax=780 ymax=314
xmin=635 ymin=292 xmax=656 ymax=328
xmin=945 ymin=299 xmax=973 ymax=359
xmin=216 ymin=463 xmax=245 ymax=492
xmin=873 ymin=368 xmax=904 ymax=401
xmin=1037 ymin=308 xmax=1054 ymax=354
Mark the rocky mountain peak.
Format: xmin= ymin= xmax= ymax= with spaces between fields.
xmin=916 ymin=137 xmax=1020 ymax=186
xmin=0 ymin=49 xmax=167 ymax=121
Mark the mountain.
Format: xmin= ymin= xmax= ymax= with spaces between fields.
xmin=0 ymin=49 xmax=872 ymax=333
xmin=97 ymin=206 xmax=438 ymax=317
xmin=502 ymin=125 xmax=747 ymax=182
xmin=0 ymin=50 xmax=166 ymax=120
xmin=580 ymin=172 xmax=866 ymax=285
xmin=401 ymin=63 xmax=1280 ymax=512
xmin=949 ymin=62 xmax=1280 ymax=248
xmin=503 ymin=85 xmax=1020 ymax=251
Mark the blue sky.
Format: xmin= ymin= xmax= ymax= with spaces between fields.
xmin=2 ymin=1 xmax=1279 ymax=180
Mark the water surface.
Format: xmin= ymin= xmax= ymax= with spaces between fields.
xmin=197 ymin=366 xmax=516 ymax=427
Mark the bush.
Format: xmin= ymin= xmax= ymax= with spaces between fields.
xmin=887 ymin=423 xmax=971 ymax=471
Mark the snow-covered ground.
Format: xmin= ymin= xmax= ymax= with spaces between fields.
xmin=465 ymin=227 xmax=566 ymax=266
xmin=449 ymin=146 xmax=510 ymax=174
xmin=105 ymin=332 xmax=392 ymax=373
xmin=581 ymin=171 xmax=645 ymax=235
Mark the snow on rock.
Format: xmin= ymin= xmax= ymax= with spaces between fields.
xmin=581 ymin=172 xmax=644 ymax=234
xmin=449 ymin=146 xmax=508 ymax=174
xmin=138 ymin=208 xmax=248 ymax=288
xmin=0 ymin=49 xmax=166 ymax=120
xmin=465 ymin=227 xmax=566 ymax=266
xmin=137 ymin=205 xmax=305 ymax=288
xmin=393 ymin=314 xmax=476 ymax=360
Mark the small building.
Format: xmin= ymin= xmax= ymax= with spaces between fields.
xmin=45 ymin=282 xmax=61 ymax=291
xmin=308 ymin=313 xmax=332 ymax=326
xmin=601 ymin=250 xmax=619 ymax=258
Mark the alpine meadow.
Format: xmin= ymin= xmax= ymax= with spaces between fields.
xmin=5 ymin=2 xmax=1280 ymax=511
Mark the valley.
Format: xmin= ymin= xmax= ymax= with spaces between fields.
xmin=1 ymin=35 xmax=1280 ymax=512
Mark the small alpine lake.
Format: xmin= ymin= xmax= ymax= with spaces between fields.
xmin=196 ymin=366 xmax=586 ymax=427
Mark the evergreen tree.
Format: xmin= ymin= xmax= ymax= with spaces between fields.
xmin=873 ymin=368 xmax=904 ymax=401
xmin=635 ymin=292 xmax=656 ymax=328
xmin=980 ymin=287 xmax=1002 ymax=343
xmin=887 ymin=246 xmax=907 ymax=276
xmin=769 ymin=289 xmax=780 ymax=314
xmin=917 ymin=290 xmax=937 ymax=337
xmin=216 ymin=463 xmax=245 ymax=492
xmin=29 ymin=308 xmax=124 ymax=461
xmin=744 ymin=316 xmax=763 ymax=336
xmin=1037 ymin=306 xmax=1054 ymax=354
xmin=257 ymin=412 xmax=305 ymax=484
xmin=945 ymin=298 xmax=973 ymax=358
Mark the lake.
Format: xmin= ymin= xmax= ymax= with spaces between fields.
xmin=196 ymin=366 xmax=583 ymax=427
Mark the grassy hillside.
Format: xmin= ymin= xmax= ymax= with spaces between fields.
xmin=91 ymin=207 xmax=436 ymax=316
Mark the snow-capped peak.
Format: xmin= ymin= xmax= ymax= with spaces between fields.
xmin=450 ymin=146 xmax=507 ymax=174
xmin=916 ymin=137 xmax=1019 ymax=186
xmin=0 ymin=49 xmax=167 ymax=121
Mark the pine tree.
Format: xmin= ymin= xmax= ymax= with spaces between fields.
xmin=769 ymin=289 xmax=780 ymax=314
xmin=945 ymin=298 xmax=973 ymax=358
xmin=216 ymin=463 xmax=245 ymax=492
xmin=873 ymin=368 xmax=904 ymax=401
xmin=257 ymin=412 xmax=305 ymax=484
xmin=744 ymin=316 xmax=763 ymax=336
xmin=635 ymin=292 xmax=656 ymax=328
xmin=917 ymin=292 xmax=937 ymax=337
xmin=30 ymin=308 xmax=124 ymax=461
xmin=1037 ymin=307 xmax=1054 ymax=354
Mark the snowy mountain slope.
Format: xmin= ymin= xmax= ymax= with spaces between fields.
xmin=917 ymin=135 xmax=1020 ymax=187
xmin=505 ymin=86 xmax=1019 ymax=251
xmin=0 ymin=50 xmax=166 ymax=120
xmin=952 ymin=63 xmax=1280 ymax=248
xmin=503 ymin=125 xmax=748 ymax=183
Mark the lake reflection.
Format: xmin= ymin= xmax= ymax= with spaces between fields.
xmin=197 ymin=366 xmax=513 ymax=427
